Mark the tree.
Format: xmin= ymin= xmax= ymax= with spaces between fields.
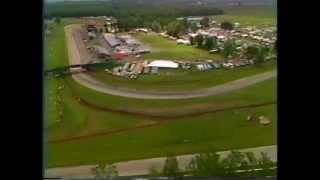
xmin=221 ymin=151 xmax=249 ymax=176
xmin=189 ymin=22 xmax=199 ymax=32
xmin=204 ymin=36 xmax=217 ymax=50
xmin=181 ymin=18 xmax=189 ymax=30
xmin=200 ymin=16 xmax=210 ymax=28
xmin=105 ymin=163 xmax=118 ymax=178
xmin=166 ymin=22 xmax=178 ymax=37
xmin=253 ymin=152 xmax=276 ymax=176
xmin=92 ymin=162 xmax=118 ymax=179
xmin=55 ymin=17 xmax=61 ymax=24
xmin=222 ymin=40 xmax=236 ymax=58
xmin=258 ymin=152 xmax=275 ymax=168
xmin=189 ymin=36 xmax=195 ymax=45
xmin=186 ymin=152 xmax=225 ymax=176
xmin=245 ymin=152 xmax=259 ymax=167
xmin=151 ymin=21 xmax=162 ymax=33
xmin=149 ymin=165 xmax=161 ymax=176
xmin=204 ymin=36 xmax=213 ymax=50
xmin=183 ymin=150 xmax=276 ymax=177
xmin=221 ymin=21 xmax=233 ymax=30
xmin=255 ymin=46 xmax=270 ymax=64
xmin=195 ymin=34 xmax=204 ymax=47
xmin=162 ymin=156 xmax=180 ymax=177
xmin=166 ymin=21 xmax=187 ymax=38
xmin=245 ymin=45 xmax=259 ymax=59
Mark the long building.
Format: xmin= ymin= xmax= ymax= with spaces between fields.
xmin=103 ymin=33 xmax=121 ymax=48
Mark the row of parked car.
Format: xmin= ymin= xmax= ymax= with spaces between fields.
xmin=196 ymin=59 xmax=255 ymax=71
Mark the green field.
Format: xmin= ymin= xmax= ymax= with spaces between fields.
xmin=223 ymin=6 xmax=277 ymax=17
xmin=214 ymin=6 xmax=277 ymax=27
xmin=134 ymin=33 xmax=223 ymax=60
xmin=46 ymin=18 xmax=277 ymax=168
xmin=48 ymin=103 xmax=277 ymax=167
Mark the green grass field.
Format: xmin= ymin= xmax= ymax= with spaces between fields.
xmin=48 ymin=103 xmax=277 ymax=167
xmin=214 ymin=6 xmax=277 ymax=27
xmin=134 ymin=33 xmax=223 ymax=60
xmin=223 ymin=6 xmax=277 ymax=17
xmin=46 ymin=17 xmax=277 ymax=168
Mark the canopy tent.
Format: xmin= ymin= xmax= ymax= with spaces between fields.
xmin=147 ymin=60 xmax=179 ymax=68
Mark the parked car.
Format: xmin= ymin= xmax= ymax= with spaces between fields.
xmin=222 ymin=62 xmax=234 ymax=69
xmin=243 ymin=60 xmax=251 ymax=66
xmin=196 ymin=64 xmax=204 ymax=71
xmin=209 ymin=49 xmax=219 ymax=53
xmin=233 ymin=62 xmax=241 ymax=67
xmin=238 ymin=62 xmax=246 ymax=67
xmin=211 ymin=63 xmax=221 ymax=69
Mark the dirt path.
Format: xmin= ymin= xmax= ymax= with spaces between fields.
xmin=45 ymin=145 xmax=277 ymax=178
xmin=65 ymin=25 xmax=277 ymax=100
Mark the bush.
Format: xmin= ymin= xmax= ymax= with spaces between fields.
xmin=162 ymin=156 xmax=180 ymax=177
xmin=149 ymin=165 xmax=161 ymax=176
xmin=185 ymin=150 xmax=276 ymax=177
xmin=222 ymin=40 xmax=236 ymax=58
xmin=186 ymin=152 xmax=225 ymax=176
xmin=200 ymin=16 xmax=210 ymax=28
xmin=195 ymin=34 xmax=204 ymax=48
xmin=221 ymin=21 xmax=233 ymax=30
xmin=166 ymin=21 xmax=187 ymax=38
xmin=151 ymin=21 xmax=162 ymax=33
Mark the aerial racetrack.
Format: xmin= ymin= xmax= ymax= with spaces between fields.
xmin=65 ymin=25 xmax=277 ymax=100
xmin=46 ymin=14 xmax=277 ymax=168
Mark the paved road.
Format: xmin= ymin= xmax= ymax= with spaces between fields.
xmin=45 ymin=145 xmax=277 ymax=178
xmin=65 ymin=25 xmax=277 ymax=100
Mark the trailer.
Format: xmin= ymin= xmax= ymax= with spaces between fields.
xmin=69 ymin=67 xmax=86 ymax=73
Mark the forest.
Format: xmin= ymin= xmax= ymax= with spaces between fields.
xmin=46 ymin=1 xmax=224 ymax=30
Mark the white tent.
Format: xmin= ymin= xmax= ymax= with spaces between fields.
xmin=147 ymin=60 xmax=179 ymax=68
xmin=177 ymin=39 xmax=191 ymax=45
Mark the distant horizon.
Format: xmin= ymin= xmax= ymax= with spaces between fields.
xmin=46 ymin=0 xmax=276 ymax=3
xmin=46 ymin=0 xmax=110 ymax=1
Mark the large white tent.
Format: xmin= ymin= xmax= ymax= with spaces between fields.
xmin=147 ymin=60 xmax=179 ymax=68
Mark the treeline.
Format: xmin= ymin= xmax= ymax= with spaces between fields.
xmin=150 ymin=151 xmax=277 ymax=177
xmin=46 ymin=2 xmax=224 ymax=18
xmin=46 ymin=1 xmax=224 ymax=31
xmin=91 ymin=150 xmax=276 ymax=178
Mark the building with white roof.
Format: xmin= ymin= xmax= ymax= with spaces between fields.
xmin=147 ymin=60 xmax=179 ymax=68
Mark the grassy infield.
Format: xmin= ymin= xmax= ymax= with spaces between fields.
xmin=46 ymin=8 xmax=277 ymax=168
xmin=215 ymin=6 xmax=277 ymax=27
xmin=134 ymin=33 xmax=223 ymax=60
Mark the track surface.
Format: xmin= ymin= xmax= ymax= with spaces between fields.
xmin=65 ymin=25 xmax=277 ymax=100
xmin=45 ymin=145 xmax=277 ymax=177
